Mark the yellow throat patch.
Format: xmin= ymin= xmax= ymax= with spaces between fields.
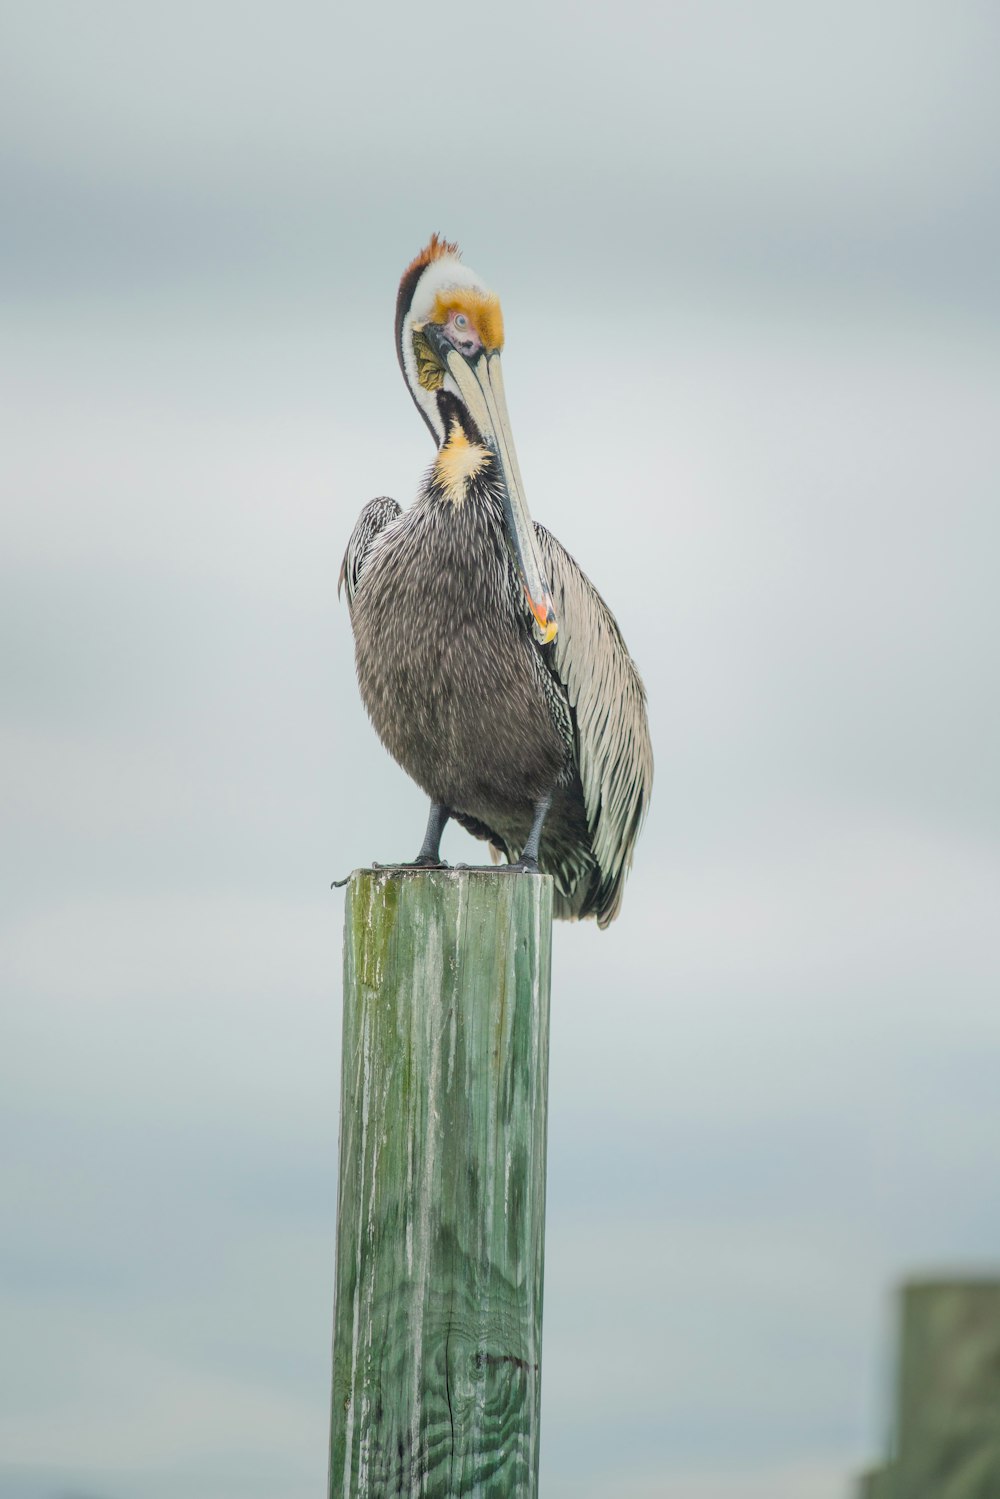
xmin=434 ymin=425 xmax=490 ymax=504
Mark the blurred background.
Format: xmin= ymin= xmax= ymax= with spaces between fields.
xmin=2 ymin=2 xmax=999 ymax=1496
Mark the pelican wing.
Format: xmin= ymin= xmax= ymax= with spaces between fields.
xmin=339 ymin=496 xmax=402 ymax=613
xmin=536 ymin=525 xmax=653 ymax=926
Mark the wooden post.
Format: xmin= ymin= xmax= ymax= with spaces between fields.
xmin=893 ymin=1280 xmax=1000 ymax=1498
xmin=856 ymin=1466 xmax=893 ymax=1499
xmin=856 ymin=1280 xmax=1000 ymax=1498
xmin=329 ymin=867 xmax=553 ymax=1499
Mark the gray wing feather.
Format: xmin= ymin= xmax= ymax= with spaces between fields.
xmin=339 ymin=496 xmax=402 ymax=612
xmin=536 ymin=525 xmax=653 ymax=926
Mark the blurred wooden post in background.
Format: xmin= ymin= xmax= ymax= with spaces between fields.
xmin=857 ymin=1280 xmax=1000 ymax=1498
xmin=328 ymin=868 xmax=553 ymax=1499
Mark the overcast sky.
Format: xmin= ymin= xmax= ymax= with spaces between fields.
xmin=3 ymin=3 xmax=1000 ymax=1497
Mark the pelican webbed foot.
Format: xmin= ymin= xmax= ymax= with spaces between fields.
xmin=405 ymin=802 xmax=452 ymax=869
xmin=510 ymin=792 xmax=551 ymax=872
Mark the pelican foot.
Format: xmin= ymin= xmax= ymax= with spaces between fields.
xmin=404 ymin=855 xmax=451 ymax=870
xmin=506 ymin=856 xmax=540 ymax=874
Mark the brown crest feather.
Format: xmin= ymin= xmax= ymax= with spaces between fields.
xmin=400 ymin=233 xmax=461 ymax=287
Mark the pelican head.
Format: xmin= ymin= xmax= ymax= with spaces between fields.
xmin=395 ymin=234 xmax=557 ymax=645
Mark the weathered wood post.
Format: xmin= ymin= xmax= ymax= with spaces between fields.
xmin=856 ymin=1279 xmax=1000 ymax=1498
xmin=329 ymin=867 xmax=553 ymax=1499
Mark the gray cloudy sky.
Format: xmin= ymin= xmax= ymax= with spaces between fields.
xmin=2 ymin=3 xmax=999 ymax=1497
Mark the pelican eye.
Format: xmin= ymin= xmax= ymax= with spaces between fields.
xmin=454 ymin=313 xmax=469 ymax=330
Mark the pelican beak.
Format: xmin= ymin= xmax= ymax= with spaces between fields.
xmin=438 ymin=340 xmax=558 ymax=645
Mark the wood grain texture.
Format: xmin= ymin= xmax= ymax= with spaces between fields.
xmin=329 ymin=868 xmax=553 ymax=1499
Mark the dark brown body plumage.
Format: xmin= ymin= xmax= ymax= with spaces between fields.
xmin=342 ymin=456 xmax=649 ymax=924
xmin=356 ymin=489 xmax=565 ymax=814
xmin=345 ymin=465 xmax=595 ymax=899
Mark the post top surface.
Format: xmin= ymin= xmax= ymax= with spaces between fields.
xmin=343 ymin=865 xmax=554 ymax=935
xmin=348 ymin=865 xmax=553 ymax=886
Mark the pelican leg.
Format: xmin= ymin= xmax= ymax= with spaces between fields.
xmin=408 ymin=802 xmax=451 ymax=868
xmin=510 ymin=792 xmax=552 ymax=873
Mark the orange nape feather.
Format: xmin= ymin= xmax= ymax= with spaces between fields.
xmin=429 ymin=289 xmax=505 ymax=352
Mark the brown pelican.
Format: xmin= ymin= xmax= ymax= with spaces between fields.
xmin=340 ymin=235 xmax=652 ymax=926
